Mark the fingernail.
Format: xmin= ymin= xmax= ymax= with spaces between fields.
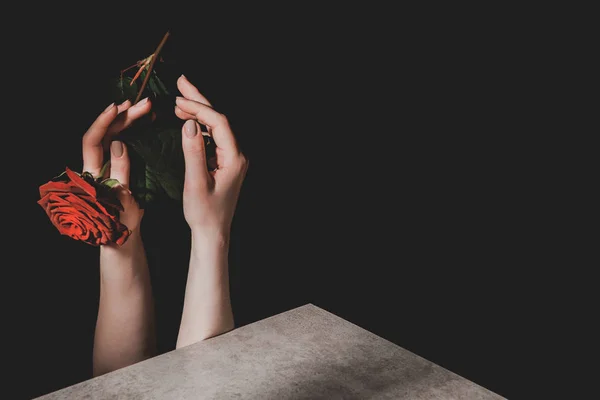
xmin=134 ymin=97 xmax=149 ymax=107
xmin=180 ymin=74 xmax=187 ymax=80
xmin=184 ymin=120 xmax=197 ymax=137
xmin=103 ymin=103 xmax=115 ymax=113
xmin=119 ymin=99 xmax=131 ymax=107
xmin=111 ymin=140 xmax=124 ymax=157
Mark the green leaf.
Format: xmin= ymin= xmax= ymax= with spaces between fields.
xmin=159 ymin=172 xmax=182 ymax=200
xmin=81 ymin=171 xmax=95 ymax=182
xmin=145 ymin=166 xmax=160 ymax=194
xmin=147 ymin=70 xmax=169 ymax=96
xmin=108 ymin=65 xmax=214 ymax=206
xmin=51 ymin=170 xmax=69 ymax=181
xmin=114 ymin=76 xmax=139 ymax=104
xmin=153 ymin=71 xmax=169 ymax=94
xmin=98 ymin=161 xmax=111 ymax=179
xmin=100 ymin=178 xmax=121 ymax=188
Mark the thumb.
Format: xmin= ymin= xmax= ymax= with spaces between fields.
xmin=182 ymin=120 xmax=210 ymax=189
xmin=109 ymin=140 xmax=130 ymax=188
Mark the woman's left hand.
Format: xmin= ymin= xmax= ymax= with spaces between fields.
xmin=81 ymin=98 xmax=152 ymax=237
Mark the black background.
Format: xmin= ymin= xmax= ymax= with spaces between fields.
xmin=6 ymin=7 xmax=547 ymax=399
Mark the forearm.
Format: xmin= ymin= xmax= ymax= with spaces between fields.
xmin=93 ymin=231 xmax=155 ymax=376
xmin=176 ymin=230 xmax=234 ymax=348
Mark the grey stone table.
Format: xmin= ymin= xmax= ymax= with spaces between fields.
xmin=36 ymin=304 xmax=505 ymax=399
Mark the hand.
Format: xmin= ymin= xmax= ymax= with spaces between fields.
xmin=174 ymin=75 xmax=248 ymax=238
xmin=89 ymin=102 xmax=156 ymax=376
xmin=82 ymin=98 xmax=152 ymax=236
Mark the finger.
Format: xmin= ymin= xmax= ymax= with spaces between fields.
xmin=113 ymin=185 xmax=143 ymax=223
xmin=100 ymin=99 xmax=133 ymax=150
xmin=174 ymin=105 xmax=197 ymax=121
xmin=82 ymin=103 xmax=120 ymax=175
xmin=177 ymin=75 xmax=213 ymax=107
xmin=177 ymin=76 xmax=213 ymax=135
xmin=176 ymin=97 xmax=238 ymax=154
xmin=176 ymin=106 xmax=213 ymax=136
xmin=117 ymin=99 xmax=132 ymax=113
xmin=107 ymin=97 xmax=152 ymax=135
xmin=182 ymin=120 xmax=210 ymax=189
xmin=109 ymin=140 xmax=130 ymax=188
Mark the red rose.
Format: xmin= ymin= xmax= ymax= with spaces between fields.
xmin=37 ymin=167 xmax=131 ymax=246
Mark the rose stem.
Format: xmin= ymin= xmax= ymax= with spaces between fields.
xmin=134 ymin=30 xmax=170 ymax=104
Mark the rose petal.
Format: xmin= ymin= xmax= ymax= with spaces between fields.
xmin=39 ymin=181 xmax=87 ymax=198
xmin=65 ymin=167 xmax=97 ymax=198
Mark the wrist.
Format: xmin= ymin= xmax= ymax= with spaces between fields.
xmin=102 ymin=229 xmax=143 ymax=255
xmin=190 ymin=228 xmax=230 ymax=257
xmin=100 ymin=230 xmax=146 ymax=280
xmin=191 ymin=225 xmax=230 ymax=245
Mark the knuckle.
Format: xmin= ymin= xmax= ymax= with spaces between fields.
xmin=239 ymin=153 xmax=248 ymax=167
xmin=234 ymin=153 xmax=249 ymax=171
xmin=217 ymin=112 xmax=229 ymax=126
